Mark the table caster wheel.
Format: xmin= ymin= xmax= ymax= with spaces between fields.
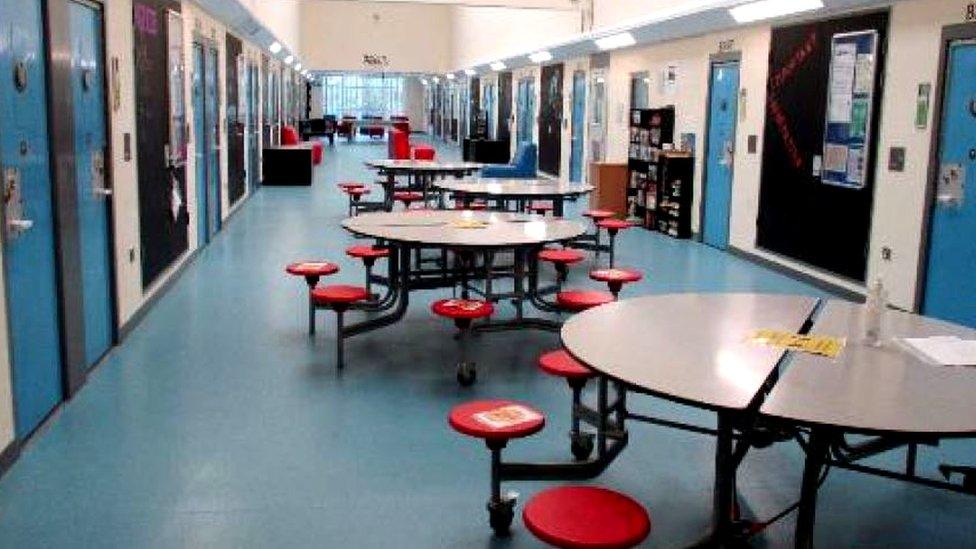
xmin=457 ymin=363 xmax=477 ymax=386
xmin=487 ymin=494 xmax=516 ymax=536
xmin=571 ymin=432 xmax=595 ymax=461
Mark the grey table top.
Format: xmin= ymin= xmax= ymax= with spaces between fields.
xmin=364 ymin=159 xmax=484 ymax=172
xmin=561 ymin=293 xmax=820 ymax=411
xmin=342 ymin=209 xmax=586 ymax=248
xmin=434 ymin=178 xmax=594 ymax=198
xmin=761 ymin=301 xmax=976 ymax=436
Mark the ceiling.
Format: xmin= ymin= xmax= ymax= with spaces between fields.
xmin=300 ymin=0 xmax=579 ymax=9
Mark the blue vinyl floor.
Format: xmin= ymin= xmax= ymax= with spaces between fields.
xmin=1 ymin=138 xmax=975 ymax=547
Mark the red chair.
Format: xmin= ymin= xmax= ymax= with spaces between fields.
xmin=538 ymin=248 xmax=585 ymax=292
xmin=388 ymin=128 xmax=411 ymax=160
xmin=432 ymin=299 xmax=494 ymax=386
xmin=392 ymin=121 xmax=410 ymax=133
xmin=282 ymin=125 xmax=300 ymax=146
xmin=596 ymin=219 xmax=635 ymax=268
xmin=449 ymin=399 xmax=546 ymax=535
xmin=311 ymin=284 xmax=370 ymax=369
xmin=538 ymin=349 xmax=595 ymax=460
xmin=589 ymin=268 xmax=643 ymax=299
xmin=523 ymin=486 xmax=651 ymax=548
xmin=555 ymin=290 xmax=614 ymax=313
xmin=346 ymin=245 xmax=390 ymax=298
xmin=527 ymin=202 xmax=554 ymax=215
xmin=311 ymin=141 xmax=323 ymax=165
xmin=343 ymin=187 xmax=371 ymax=216
xmin=412 ymin=145 xmax=436 ymax=161
xmin=285 ymin=261 xmax=340 ymax=335
xmin=393 ymin=191 xmax=424 ymax=210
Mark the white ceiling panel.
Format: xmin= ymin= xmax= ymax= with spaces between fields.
xmin=300 ymin=0 xmax=579 ymax=9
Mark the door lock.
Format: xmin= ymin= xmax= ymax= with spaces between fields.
xmin=91 ymin=149 xmax=113 ymax=197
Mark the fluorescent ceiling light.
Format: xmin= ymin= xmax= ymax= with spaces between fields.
xmin=294 ymin=63 xmax=302 ymax=71
xmin=489 ymin=61 xmax=506 ymax=71
xmin=269 ymin=41 xmax=282 ymax=54
xmin=729 ymin=0 xmax=823 ymax=23
xmin=528 ymin=51 xmax=553 ymax=63
xmin=284 ymin=55 xmax=294 ymax=65
xmin=594 ymin=32 xmax=635 ymax=51
xmin=464 ymin=68 xmax=476 ymax=76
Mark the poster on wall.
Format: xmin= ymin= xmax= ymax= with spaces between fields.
xmin=822 ymin=30 xmax=877 ymax=189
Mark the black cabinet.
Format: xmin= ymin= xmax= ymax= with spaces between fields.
xmin=463 ymin=138 xmax=511 ymax=164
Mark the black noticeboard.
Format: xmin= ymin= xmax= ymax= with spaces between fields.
xmin=756 ymin=11 xmax=888 ymax=282
xmin=133 ymin=0 xmax=189 ymax=288
xmin=226 ymin=33 xmax=245 ymax=206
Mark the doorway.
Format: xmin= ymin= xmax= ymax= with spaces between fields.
xmin=192 ymin=41 xmax=221 ymax=246
xmin=247 ymin=63 xmax=259 ymax=193
xmin=702 ymin=58 xmax=741 ymax=250
xmin=516 ymin=77 xmax=535 ymax=146
xmin=922 ymin=34 xmax=976 ymax=328
xmin=570 ymin=71 xmax=586 ymax=183
xmin=538 ymin=63 xmax=563 ymax=176
xmin=588 ymin=69 xmax=607 ymax=163
xmin=1 ymin=0 xmax=64 ymax=436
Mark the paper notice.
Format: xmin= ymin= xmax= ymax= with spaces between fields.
xmin=854 ymin=53 xmax=875 ymax=94
xmin=473 ymin=405 xmax=543 ymax=429
xmin=898 ymin=336 xmax=976 ymax=366
xmin=846 ymin=147 xmax=865 ymax=184
xmin=749 ymin=329 xmax=846 ymax=359
xmin=828 ymin=43 xmax=857 ymax=123
xmin=823 ymin=144 xmax=849 ymax=173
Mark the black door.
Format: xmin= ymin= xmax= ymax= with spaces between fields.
xmin=497 ymin=72 xmax=512 ymax=142
xmin=538 ymin=63 xmax=563 ymax=176
xmin=225 ymin=34 xmax=245 ymax=206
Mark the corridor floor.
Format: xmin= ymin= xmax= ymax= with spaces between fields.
xmin=1 ymin=138 xmax=975 ymax=548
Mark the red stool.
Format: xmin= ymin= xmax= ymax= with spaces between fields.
xmin=523 ymin=486 xmax=651 ymax=548
xmin=449 ymin=399 xmax=546 ymax=535
xmin=346 ymin=245 xmax=390 ymax=298
xmin=432 ymin=299 xmax=494 ymax=386
xmin=582 ymin=210 xmax=615 ymax=261
xmin=555 ymin=290 xmax=614 ymax=313
xmin=454 ymin=198 xmax=488 ymax=211
xmin=527 ymin=202 xmax=554 ymax=215
xmin=596 ymin=219 xmax=634 ymax=268
xmin=285 ymin=261 xmax=340 ymax=335
xmin=538 ymin=349 xmax=596 ymax=460
xmin=393 ymin=191 xmax=424 ymax=210
xmin=337 ymin=182 xmax=364 ymax=191
xmin=589 ymin=268 xmax=643 ymax=299
xmin=538 ymin=248 xmax=585 ymax=292
xmin=311 ymin=284 xmax=370 ymax=369
xmin=311 ymin=141 xmax=324 ymax=165
xmin=412 ymin=145 xmax=436 ymax=160
xmin=344 ymin=186 xmax=371 ymax=216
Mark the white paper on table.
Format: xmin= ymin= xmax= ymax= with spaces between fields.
xmin=897 ymin=336 xmax=976 ymax=366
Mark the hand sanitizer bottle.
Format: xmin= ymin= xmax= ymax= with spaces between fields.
xmin=863 ymin=278 xmax=887 ymax=347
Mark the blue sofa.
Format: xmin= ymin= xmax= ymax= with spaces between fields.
xmin=481 ymin=143 xmax=537 ymax=178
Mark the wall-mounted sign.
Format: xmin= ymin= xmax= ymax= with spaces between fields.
xmin=916 ymin=82 xmax=931 ymax=130
xmin=362 ymin=54 xmax=390 ymax=69
xmin=966 ymin=3 xmax=975 ymax=21
xmin=718 ymin=39 xmax=735 ymax=53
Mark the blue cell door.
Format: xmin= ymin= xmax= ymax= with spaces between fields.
xmin=205 ymin=47 xmax=222 ymax=238
xmin=570 ymin=71 xmax=586 ymax=183
xmin=923 ymin=42 xmax=976 ymax=328
xmin=192 ymin=43 xmax=208 ymax=246
xmin=0 ymin=0 xmax=64 ymax=435
xmin=516 ymin=78 xmax=535 ymax=145
xmin=702 ymin=61 xmax=740 ymax=250
xmin=69 ymin=0 xmax=114 ymax=368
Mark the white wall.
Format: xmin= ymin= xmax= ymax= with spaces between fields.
xmin=449 ymin=6 xmax=580 ymax=69
xmin=241 ymin=0 xmax=303 ymax=54
xmin=300 ymin=0 xmax=453 ymax=73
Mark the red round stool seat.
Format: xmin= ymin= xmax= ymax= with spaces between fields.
xmin=337 ymin=182 xmax=364 ymax=191
xmin=346 ymin=245 xmax=390 ymax=260
xmin=596 ymin=219 xmax=634 ymax=232
xmin=589 ymin=268 xmax=643 ymax=284
xmin=345 ymin=187 xmax=371 ymax=197
xmin=449 ymin=399 xmax=545 ymax=442
xmin=311 ymin=285 xmax=370 ymax=306
xmin=528 ymin=203 xmax=554 ymax=214
xmin=431 ymin=299 xmax=494 ymax=321
xmin=538 ymin=249 xmax=585 ymax=265
xmin=583 ymin=209 xmax=615 ymax=221
xmin=523 ymin=486 xmax=651 ymax=549
xmin=394 ymin=191 xmax=423 ymax=204
xmin=412 ymin=145 xmax=436 ymax=161
xmin=538 ymin=350 xmax=593 ymax=380
xmin=556 ymin=290 xmax=615 ymax=312
xmin=467 ymin=200 xmax=488 ymax=211
xmin=285 ymin=261 xmax=340 ymax=278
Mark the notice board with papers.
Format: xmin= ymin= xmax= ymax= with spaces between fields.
xmin=822 ymin=30 xmax=878 ymax=189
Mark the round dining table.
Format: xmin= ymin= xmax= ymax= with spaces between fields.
xmin=434 ymin=178 xmax=594 ymax=216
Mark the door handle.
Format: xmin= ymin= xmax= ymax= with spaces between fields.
xmin=93 ymin=187 xmax=113 ymax=197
